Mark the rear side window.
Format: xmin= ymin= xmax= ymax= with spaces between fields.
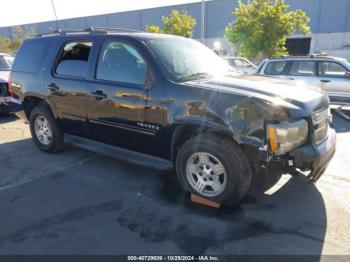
xmin=12 ymin=41 xmax=48 ymax=73
xmin=55 ymin=41 xmax=92 ymax=78
xmin=288 ymin=61 xmax=316 ymax=76
xmin=264 ymin=61 xmax=287 ymax=75
xmin=319 ymin=62 xmax=348 ymax=78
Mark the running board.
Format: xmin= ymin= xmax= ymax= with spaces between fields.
xmin=64 ymin=134 xmax=173 ymax=171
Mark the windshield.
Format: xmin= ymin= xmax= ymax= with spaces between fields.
xmin=0 ymin=55 xmax=14 ymax=71
xmin=225 ymin=58 xmax=251 ymax=67
xmin=146 ymin=38 xmax=233 ymax=82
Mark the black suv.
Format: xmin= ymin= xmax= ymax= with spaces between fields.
xmin=10 ymin=28 xmax=336 ymax=205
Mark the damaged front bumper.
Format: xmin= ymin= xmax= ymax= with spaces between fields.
xmin=251 ymin=127 xmax=336 ymax=185
xmin=0 ymin=96 xmax=11 ymax=105
xmin=289 ymin=127 xmax=336 ymax=182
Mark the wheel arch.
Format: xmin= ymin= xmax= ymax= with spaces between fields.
xmin=23 ymin=94 xmax=55 ymax=119
xmin=170 ymin=121 xmax=236 ymax=163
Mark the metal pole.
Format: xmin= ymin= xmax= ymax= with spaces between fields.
xmin=201 ymin=0 xmax=205 ymax=44
xmin=50 ymin=0 xmax=59 ymax=30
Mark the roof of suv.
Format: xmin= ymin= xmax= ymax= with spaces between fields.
xmin=34 ymin=27 xmax=185 ymax=41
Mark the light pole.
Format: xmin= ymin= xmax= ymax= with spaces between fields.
xmin=50 ymin=0 xmax=59 ymax=30
xmin=201 ymin=0 xmax=205 ymax=44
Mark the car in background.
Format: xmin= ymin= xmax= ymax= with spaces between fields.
xmin=257 ymin=55 xmax=350 ymax=104
xmin=223 ymin=57 xmax=257 ymax=74
xmin=0 ymin=53 xmax=14 ymax=115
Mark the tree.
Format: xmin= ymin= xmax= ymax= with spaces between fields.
xmin=225 ymin=0 xmax=310 ymax=59
xmin=146 ymin=9 xmax=197 ymax=38
xmin=0 ymin=26 xmax=37 ymax=54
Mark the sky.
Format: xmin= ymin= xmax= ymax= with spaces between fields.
xmin=0 ymin=0 xmax=205 ymax=27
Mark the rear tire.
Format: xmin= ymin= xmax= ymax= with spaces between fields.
xmin=29 ymin=103 xmax=65 ymax=153
xmin=176 ymin=133 xmax=252 ymax=205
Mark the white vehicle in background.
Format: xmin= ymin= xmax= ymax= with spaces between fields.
xmin=257 ymin=55 xmax=350 ymax=105
xmin=0 ymin=53 xmax=14 ymax=115
xmin=223 ymin=57 xmax=257 ymax=74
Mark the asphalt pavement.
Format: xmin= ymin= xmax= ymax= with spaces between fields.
xmin=0 ymin=113 xmax=349 ymax=255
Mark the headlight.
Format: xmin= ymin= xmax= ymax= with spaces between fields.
xmin=268 ymin=119 xmax=309 ymax=154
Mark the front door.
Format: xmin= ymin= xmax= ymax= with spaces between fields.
xmin=87 ymin=39 xmax=166 ymax=156
xmin=286 ymin=60 xmax=320 ymax=87
xmin=317 ymin=61 xmax=350 ymax=99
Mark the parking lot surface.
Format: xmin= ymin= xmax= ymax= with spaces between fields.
xmin=0 ymin=114 xmax=349 ymax=255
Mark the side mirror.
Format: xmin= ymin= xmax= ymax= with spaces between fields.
xmin=144 ymin=67 xmax=155 ymax=90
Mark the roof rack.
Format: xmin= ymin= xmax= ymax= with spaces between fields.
xmin=88 ymin=27 xmax=143 ymax=33
xmin=36 ymin=27 xmax=143 ymax=37
xmin=278 ymin=54 xmax=332 ymax=59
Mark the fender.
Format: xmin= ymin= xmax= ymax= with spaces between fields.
xmin=22 ymin=92 xmax=58 ymax=119
xmin=168 ymin=114 xmax=233 ymax=162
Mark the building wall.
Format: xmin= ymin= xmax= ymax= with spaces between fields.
xmin=1 ymin=0 xmax=350 ymax=58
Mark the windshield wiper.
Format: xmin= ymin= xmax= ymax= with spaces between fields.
xmin=177 ymin=72 xmax=210 ymax=82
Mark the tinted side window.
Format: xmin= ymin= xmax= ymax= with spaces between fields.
xmin=96 ymin=41 xmax=147 ymax=85
xmin=55 ymin=41 xmax=92 ymax=78
xmin=319 ymin=62 xmax=348 ymax=78
xmin=12 ymin=41 xmax=48 ymax=73
xmin=288 ymin=61 xmax=316 ymax=76
xmin=264 ymin=61 xmax=287 ymax=75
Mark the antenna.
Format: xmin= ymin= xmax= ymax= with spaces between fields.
xmin=50 ymin=0 xmax=59 ymax=30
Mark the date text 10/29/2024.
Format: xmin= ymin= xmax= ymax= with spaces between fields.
xmin=127 ymin=256 xmax=219 ymax=261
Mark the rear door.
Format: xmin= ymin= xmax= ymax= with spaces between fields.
xmin=46 ymin=39 xmax=94 ymax=137
xmin=86 ymin=38 xmax=166 ymax=156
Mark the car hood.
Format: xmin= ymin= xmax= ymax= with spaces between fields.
xmin=0 ymin=71 xmax=10 ymax=83
xmin=187 ymin=74 xmax=329 ymax=107
xmin=185 ymin=74 xmax=329 ymax=116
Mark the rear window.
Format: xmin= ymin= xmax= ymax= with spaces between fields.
xmin=12 ymin=40 xmax=49 ymax=73
xmin=264 ymin=61 xmax=288 ymax=75
xmin=55 ymin=41 xmax=92 ymax=78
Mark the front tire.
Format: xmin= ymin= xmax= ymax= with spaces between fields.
xmin=29 ymin=103 xmax=65 ymax=153
xmin=176 ymin=134 xmax=252 ymax=205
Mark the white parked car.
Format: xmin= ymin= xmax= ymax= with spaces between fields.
xmin=223 ymin=57 xmax=257 ymax=74
xmin=0 ymin=53 xmax=14 ymax=115
xmin=257 ymin=55 xmax=350 ymax=104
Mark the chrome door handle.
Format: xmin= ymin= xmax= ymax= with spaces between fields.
xmin=91 ymin=90 xmax=107 ymax=100
xmin=47 ymin=83 xmax=59 ymax=92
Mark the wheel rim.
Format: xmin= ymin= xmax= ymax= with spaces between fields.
xmin=186 ymin=152 xmax=227 ymax=197
xmin=34 ymin=115 xmax=52 ymax=146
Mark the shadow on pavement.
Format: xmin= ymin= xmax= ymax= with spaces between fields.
xmin=135 ymin=172 xmax=327 ymax=256
xmin=0 ymin=114 xmax=18 ymax=124
xmin=332 ymin=113 xmax=350 ymax=133
xmin=0 ymin=137 xmax=327 ymax=257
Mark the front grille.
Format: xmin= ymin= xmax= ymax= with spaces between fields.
xmin=0 ymin=83 xmax=9 ymax=97
xmin=312 ymin=109 xmax=329 ymax=144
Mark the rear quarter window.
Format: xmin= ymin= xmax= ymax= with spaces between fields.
xmin=12 ymin=40 xmax=49 ymax=74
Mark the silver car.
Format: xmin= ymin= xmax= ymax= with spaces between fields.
xmin=257 ymin=55 xmax=350 ymax=104
xmin=223 ymin=57 xmax=257 ymax=74
xmin=0 ymin=53 xmax=14 ymax=114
